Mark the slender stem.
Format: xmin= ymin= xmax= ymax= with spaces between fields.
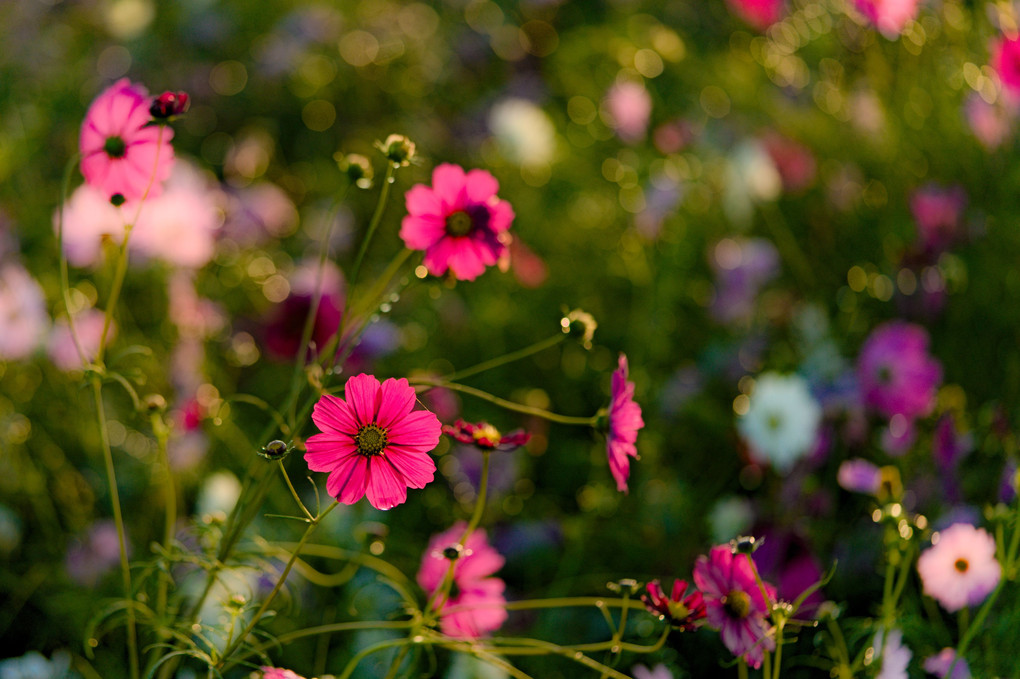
xmin=383 ymin=644 xmax=412 ymax=679
xmin=346 ymin=163 xmax=396 ymax=303
xmin=152 ymin=411 xmax=175 ymax=625
xmin=412 ymin=379 xmax=597 ymax=426
xmin=92 ymin=378 xmax=138 ymax=679
xmin=772 ymin=621 xmax=785 ymax=679
xmin=278 ymin=460 xmax=314 ymax=521
xmin=738 ymin=660 xmax=749 ymax=679
xmin=56 ymin=154 xmax=88 ymax=367
xmin=763 ymin=651 xmax=772 ymax=679
xmin=442 ymin=334 xmax=566 ymax=383
xmin=338 ymin=637 xmax=412 ymax=679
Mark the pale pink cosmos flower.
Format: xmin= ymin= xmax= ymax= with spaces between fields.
xmin=693 ymin=545 xmax=776 ymax=669
xmin=857 ymin=321 xmax=942 ymax=420
xmin=400 ymin=164 xmax=515 ymax=281
xmin=80 ymin=79 xmax=175 ymax=202
xmin=304 ymin=374 xmax=442 ymax=510
xmin=964 ymin=92 xmax=1017 ymax=150
xmin=726 ymin=0 xmax=784 ymax=31
xmin=258 ymin=668 xmax=306 ymax=679
xmin=917 ymin=523 xmax=1001 ymax=612
xmin=417 ymin=522 xmax=508 ymax=639
xmin=604 ymin=81 xmax=652 ymax=143
xmin=992 ymin=35 xmax=1020 ymax=96
xmin=923 ymin=648 xmax=971 ymax=679
xmin=48 ymin=309 xmax=112 ymax=371
xmin=605 ymin=354 xmax=644 ymax=493
xmin=0 ymin=264 xmax=49 ymax=361
xmin=55 ymin=184 xmax=124 ymax=267
xmin=853 ymin=0 xmax=921 ymax=38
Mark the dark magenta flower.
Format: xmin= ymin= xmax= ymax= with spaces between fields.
xmin=693 ymin=545 xmax=776 ymax=669
xmin=604 ymin=354 xmax=644 ymax=493
xmin=150 ymin=90 xmax=190 ymax=119
xmin=857 ymin=321 xmax=942 ymax=420
xmin=726 ymin=0 xmax=784 ymax=31
xmin=992 ymin=34 xmax=1020 ymax=96
xmin=910 ymin=184 xmax=967 ymax=255
xmin=641 ymin=579 xmax=706 ymax=631
xmin=443 ymin=419 xmax=531 ymax=452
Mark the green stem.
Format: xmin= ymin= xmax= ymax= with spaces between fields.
xmin=56 ymin=154 xmax=88 ymax=367
xmin=278 ymin=460 xmax=314 ymax=522
xmin=346 ymin=163 xmax=396 ymax=303
xmin=442 ymin=334 xmax=567 ymax=383
xmin=338 ymin=637 xmax=413 ymax=679
xmin=92 ymin=378 xmax=138 ymax=679
xmin=738 ymin=660 xmax=749 ymax=679
xmin=772 ymin=622 xmax=784 ymax=679
xmin=412 ymin=379 xmax=597 ymax=426
xmin=153 ymin=411 xmax=175 ymax=627
xmin=383 ymin=644 xmax=412 ymax=679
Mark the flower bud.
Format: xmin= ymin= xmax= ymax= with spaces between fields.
xmin=560 ymin=308 xmax=597 ymax=350
xmin=376 ymin=134 xmax=416 ymax=166
xmin=150 ymin=91 xmax=190 ymax=119
xmin=335 ymin=153 xmax=374 ymax=189
xmin=259 ymin=439 xmax=290 ymax=461
xmin=143 ymin=394 xmax=167 ymax=412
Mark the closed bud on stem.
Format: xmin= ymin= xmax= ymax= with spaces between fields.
xmin=259 ymin=439 xmax=290 ymax=461
xmin=335 ymin=153 xmax=374 ymax=188
xmin=376 ymin=134 xmax=416 ymax=166
xmin=150 ymin=91 xmax=190 ymax=119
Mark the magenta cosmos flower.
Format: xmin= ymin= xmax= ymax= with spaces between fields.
xmin=857 ymin=321 xmax=942 ymax=420
xmin=992 ymin=35 xmax=1020 ymax=96
xmin=399 ymin=163 xmax=515 ymax=281
xmin=726 ymin=0 xmax=784 ymax=31
xmin=693 ymin=545 xmax=776 ymax=669
xmin=259 ymin=668 xmax=305 ymax=679
xmin=304 ymin=374 xmax=442 ymax=510
xmin=917 ymin=523 xmax=1001 ymax=612
xmin=80 ymin=79 xmax=175 ymax=203
xmin=641 ymin=579 xmax=706 ymax=631
xmin=417 ymin=522 xmax=508 ymax=639
xmin=604 ymin=354 xmax=644 ymax=493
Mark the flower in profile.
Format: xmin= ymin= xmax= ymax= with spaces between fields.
xmin=603 ymin=354 xmax=644 ymax=493
xmin=80 ymin=79 xmax=175 ymax=202
xmin=443 ymin=420 xmax=531 ymax=452
xmin=857 ymin=321 xmax=942 ymax=420
xmin=923 ymin=648 xmax=971 ymax=679
xmin=417 ymin=522 xmax=508 ymax=639
xmin=737 ymin=373 xmax=821 ymax=473
xmin=916 ymin=523 xmax=1001 ymax=612
xmin=304 ymin=374 xmax=442 ymax=510
xmin=150 ymin=90 xmax=190 ymax=119
xmin=726 ymin=0 xmax=784 ymax=31
xmin=257 ymin=668 xmax=306 ymax=679
xmin=693 ymin=545 xmax=776 ymax=669
xmin=853 ymin=0 xmax=920 ymax=38
xmin=400 ymin=163 xmax=516 ymax=281
xmin=992 ymin=35 xmax=1020 ymax=96
xmin=641 ymin=579 xmax=706 ymax=631
xmin=873 ymin=628 xmax=912 ymax=679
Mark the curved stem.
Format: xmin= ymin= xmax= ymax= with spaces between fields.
xmin=412 ymin=379 xmax=597 ymax=427
xmin=442 ymin=334 xmax=566 ymax=383
xmin=337 ymin=637 xmax=412 ymax=679
xmin=277 ymin=460 xmax=313 ymax=522
xmin=92 ymin=378 xmax=138 ymax=679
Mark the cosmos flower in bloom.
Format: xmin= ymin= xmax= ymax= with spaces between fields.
xmin=400 ymin=163 xmax=516 ymax=281
xmin=737 ymin=373 xmax=821 ymax=473
xmin=443 ymin=419 xmax=531 ymax=452
xmin=916 ymin=523 xmax=1001 ymax=612
xmin=604 ymin=354 xmax=644 ymax=493
xmin=693 ymin=545 xmax=776 ymax=669
xmin=853 ymin=0 xmax=920 ymax=37
xmin=304 ymin=374 xmax=442 ymax=510
xmin=417 ymin=522 xmax=507 ymax=639
xmin=873 ymin=628 xmax=912 ymax=679
xmin=641 ymin=579 xmax=706 ymax=631
xmin=857 ymin=321 xmax=942 ymax=420
xmin=79 ymin=79 xmax=175 ymax=203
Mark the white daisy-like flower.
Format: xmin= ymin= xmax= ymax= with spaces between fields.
xmin=737 ymin=372 xmax=821 ymax=473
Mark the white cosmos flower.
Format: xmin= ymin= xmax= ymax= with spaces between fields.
xmin=737 ymin=372 xmax=821 ymax=473
xmin=488 ymin=98 xmax=556 ymax=168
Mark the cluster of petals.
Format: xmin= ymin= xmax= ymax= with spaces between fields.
xmin=605 ymin=354 xmax=644 ymax=493
xmin=853 ymin=0 xmax=921 ymax=37
xmin=693 ymin=545 xmax=776 ymax=669
xmin=304 ymin=374 xmax=442 ymax=510
xmin=400 ymin=163 xmax=515 ymax=281
xmin=443 ymin=419 xmax=531 ymax=452
xmin=916 ymin=522 xmax=1001 ymax=612
xmin=857 ymin=321 xmax=942 ymax=420
xmin=417 ymin=522 xmax=508 ymax=639
xmin=641 ymin=578 xmax=706 ymax=631
xmin=80 ymin=79 xmax=175 ymax=202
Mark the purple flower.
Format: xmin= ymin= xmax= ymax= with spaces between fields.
xmin=857 ymin=322 xmax=942 ymax=420
xmin=837 ymin=458 xmax=882 ymax=494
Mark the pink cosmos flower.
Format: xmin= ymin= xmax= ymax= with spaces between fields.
xmin=992 ymin=35 xmax=1020 ymax=96
xmin=55 ymin=184 xmax=124 ymax=267
xmin=917 ymin=523 xmax=1001 ymax=612
xmin=726 ymin=0 xmax=784 ymax=31
xmin=910 ymin=184 xmax=966 ymax=255
xmin=0 ymin=264 xmax=49 ymax=361
xmin=857 ymin=321 xmax=942 ymax=420
xmin=605 ymin=354 xmax=644 ymax=493
xmin=923 ymin=648 xmax=971 ymax=679
xmin=417 ymin=522 xmax=508 ymax=639
xmin=400 ymin=164 xmax=515 ymax=281
xmin=964 ymin=92 xmax=1017 ymax=151
xmin=853 ymin=0 xmax=921 ymax=37
xmin=604 ymin=81 xmax=652 ymax=143
xmin=641 ymin=579 xmax=706 ymax=631
xmin=693 ymin=545 xmax=776 ymax=669
xmin=443 ymin=419 xmax=531 ymax=452
xmin=80 ymin=79 xmax=175 ymax=203
xmin=304 ymin=374 xmax=442 ymax=510
xmin=48 ymin=309 xmax=112 ymax=371
xmin=259 ymin=668 xmax=306 ymax=679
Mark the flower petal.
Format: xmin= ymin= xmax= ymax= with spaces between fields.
xmin=327 ymin=455 xmax=368 ymax=505
xmin=365 ymin=457 xmax=409 ymax=510
xmin=304 ymin=433 xmax=358 ymax=471
xmin=375 ymin=377 xmax=416 ymax=429
xmin=431 ymin=163 xmax=467 ymax=211
xmin=387 ymin=409 xmax=442 ymax=450
xmin=344 ymin=373 xmax=381 ymax=425
xmin=464 ymin=169 xmax=499 ymax=203
xmin=384 ymin=448 xmax=436 ymax=489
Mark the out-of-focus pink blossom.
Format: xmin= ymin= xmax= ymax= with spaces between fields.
xmin=264 ymin=261 xmax=344 ymax=361
xmin=48 ymin=309 xmax=112 ymax=371
xmin=854 ymin=0 xmax=921 ymax=37
xmin=857 ymin=321 xmax=942 ymax=420
xmin=726 ymin=0 xmax=784 ymax=32
xmin=604 ymin=81 xmax=652 ymax=144
xmin=221 ymin=183 xmax=299 ymax=246
xmin=917 ymin=523 xmax=1000 ymax=612
xmin=910 ymin=184 xmax=967 ymax=255
xmin=964 ymin=92 xmax=1017 ymax=150
xmin=0 ymin=264 xmax=49 ymax=361
xmin=760 ymin=132 xmax=816 ymax=194
xmin=923 ymin=648 xmax=971 ymax=679
xmin=880 ymin=415 xmax=916 ymax=456
xmin=653 ymin=119 xmax=695 ymax=155
xmin=838 ymin=458 xmax=882 ymax=494
xmin=65 ymin=520 xmax=128 ymax=586
xmin=56 ymin=185 xmax=124 ymax=267
xmin=992 ymin=35 xmax=1020 ymax=95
